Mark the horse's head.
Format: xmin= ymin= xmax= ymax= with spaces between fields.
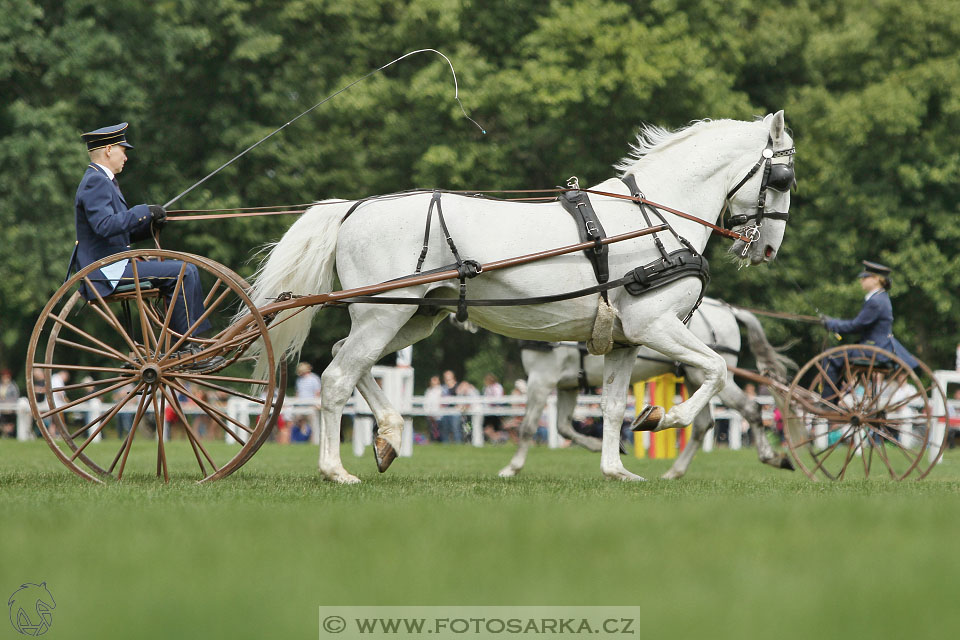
xmin=726 ymin=110 xmax=795 ymax=265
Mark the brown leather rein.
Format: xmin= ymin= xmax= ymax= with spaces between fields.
xmin=165 ymin=188 xmax=752 ymax=243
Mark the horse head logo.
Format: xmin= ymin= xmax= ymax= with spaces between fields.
xmin=8 ymin=582 xmax=56 ymax=636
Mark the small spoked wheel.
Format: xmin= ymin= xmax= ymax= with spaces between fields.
xmin=26 ymin=250 xmax=285 ymax=483
xmin=782 ymin=345 xmax=948 ymax=481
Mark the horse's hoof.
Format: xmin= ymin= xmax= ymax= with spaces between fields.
xmin=602 ymin=467 xmax=647 ymax=482
xmin=631 ymin=405 xmax=664 ymax=432
xmin=778 ymin=454 xmax=795 ymax=471
xmin=373 ymin=436 xmax=398 ymax=473
xmin=321 ymin=470 xmax=361 ymax=484
xmin=661 ymin=469 xmax=683 ymax=480
xmin=498 ymin=466 xmax=519 ymax=478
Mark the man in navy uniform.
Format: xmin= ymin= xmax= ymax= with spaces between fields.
xmin=68 ymin=123 xmax=221 ymax=370
xmin=819 ymin=260 xmax=918 ymax=400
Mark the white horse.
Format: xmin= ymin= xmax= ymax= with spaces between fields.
xmin=499 ymin=298 xmax=796 ymax=479
xmin=249 ymin=112 xmax=795 ymax=483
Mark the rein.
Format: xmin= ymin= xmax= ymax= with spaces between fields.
xmin=724 ymin=303 xmax=820 ymax=324
xmin=166 ymin=188 xmax=755 ymax=242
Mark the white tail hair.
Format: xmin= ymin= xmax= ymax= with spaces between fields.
xmin=244 ymin=200 xmax=350 ymax=378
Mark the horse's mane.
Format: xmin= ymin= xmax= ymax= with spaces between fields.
xmin=615 ymin=118 xmax=744 ymax=175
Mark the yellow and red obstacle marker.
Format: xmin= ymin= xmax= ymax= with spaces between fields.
xmin=633 ymin=374 xmax=692 ymax=459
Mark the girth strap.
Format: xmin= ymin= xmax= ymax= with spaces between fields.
xmin=558 ymin=188 xmax=609 ymax=298
xmin=414 ymin=191 xmax=480 ymax=321
xmin=623 ymin=246 xmax=710 ymax=297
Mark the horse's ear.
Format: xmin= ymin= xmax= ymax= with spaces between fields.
xmin=768 ymin=110 xmax=785 ymax=141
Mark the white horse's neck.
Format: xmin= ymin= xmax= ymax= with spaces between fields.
xmin=618 ymin=119 xmax=770 ymax=252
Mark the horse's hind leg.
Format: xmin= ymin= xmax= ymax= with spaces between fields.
xmin=716 ymin=375 xmax=793 ymax=471
xmin=319 ymin=305 xmax=418 ymax=483
xmin=555 ymin=387 xmax=601 ymax=451
xmin=342 ymin=313 xmax=448 ymax=473
xmin=498 ymin=357 xmax=558 ymax=477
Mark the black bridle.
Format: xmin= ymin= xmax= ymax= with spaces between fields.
xmin=725 ymin=136 xmax=796 ymax=251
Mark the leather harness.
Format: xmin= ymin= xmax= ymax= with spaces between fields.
xmin=342 ymin=176 xmax=712 ymax=317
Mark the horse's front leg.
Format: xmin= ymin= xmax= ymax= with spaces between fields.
xmin=599 ymin=346 xmax=643 ymax=481
xmin=662 ymin=400 xmax=713 ymax=480
xmin=626 ymin=314 xmax=727 ymax=432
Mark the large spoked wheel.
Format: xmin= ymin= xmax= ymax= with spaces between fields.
xmin=26 ymin=250 xmax=285 ymax=483
xmin=781 ymin=345 xmax=948 ymax=481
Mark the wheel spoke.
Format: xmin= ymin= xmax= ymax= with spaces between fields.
xmin=152 ymin=261 xmax=187 ymax=360
xmin=151 ymin=391 xmax=169 ymax=482
xmin=171 ymin=372 xmax=270 ymax=388
xmin=50 ymin=375 xmax=129 ymax=393
xmin=180 ymin=376 xmax=268 ymax=405
xmin=46 ymin=312 xmax=138 ymax=366
xmin=82 ymin=275 xmax=144 ymax=359
xmin=33 ymin=363 xmax=133 ymax=374
xmin=41 ymin=377 xmax=133 ymax=420
xmin=862 ymin=432 xmax=874 ymax=478
xmin=178 ymin=386 xmax=247 ymax=445
xmin=203 ymin=278 xmax=223 ymax=308
xmin=164 ymin=378 xmax=254 ymax=435
xmin=870 ymin=426 xmax=922 ymax=465
xmin=129 ymin=261 xmax=160 ymax=356
xmin=54 ymin=336 xmax=134 ymax=364
xmin=160 ymin=288 xmax=232 ymax=361
xmin=69 ymin=382 xmax=145 ymax=461
xmin=809 ymin=424 xmax=853 ymax=475
xmin=114 ymin=388 xmax=153 ymax=479
xmin=157 ymin=327 xmax=262 ymax=372
xmin=159 ymin=385 xmax=220 ymax=474
xmin=811 ymin=362 xmax=847 ymax=406
xmin=835 ymin=436 xmax=861 ymax=481
xmin=872 ymin=436 xmax=899 ymax=479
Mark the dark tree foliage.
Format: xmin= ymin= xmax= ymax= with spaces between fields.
xmin=2 ymin=0 xmax=958 ymax=391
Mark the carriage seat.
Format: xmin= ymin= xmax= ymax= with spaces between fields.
xmin=105 ymin=279 xmax=161 ymax=301
xmin=848 ymin=357 xmax=896 ymax=372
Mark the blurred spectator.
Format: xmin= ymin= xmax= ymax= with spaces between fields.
xmin=439 ymin=370 xmax=462 ymax=443
xmin=31 ymin=369 xmax=48 ymax=438
xmin=773 ymin=407 xmax=785 ymax=443
xmin=1 ymin=369 xmax=19 ymax=438
xmin=50 ymin=369 xmax=80 ymax=436
xmin=295 ymin=362 xmax=321 ymax=398
xmin=423 ymin=375 xmax=443 ymax=442
xmin=481 ymin=373 xmax=506 ymax=443
xmin=290 ymin=418 xmax=312 ymax=443
xmin=290 ymin=362 xmax=322 ymax=445
xmin=113 ymin=383 xmax=135 ymax=439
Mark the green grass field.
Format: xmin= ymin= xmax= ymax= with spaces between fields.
xmin=2 ymin=439 xmax=959 ymax=639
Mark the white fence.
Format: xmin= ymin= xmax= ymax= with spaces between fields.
xmin=6 ymin=370 xmax=957 ymax=463
xmin=1 ymin=392 xmax=777 ymax=454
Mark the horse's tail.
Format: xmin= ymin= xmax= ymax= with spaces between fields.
xmin=244 ymin=200 xmax=349 ymax=378
xmin=729 ymin=306 xmax=796 ymax=380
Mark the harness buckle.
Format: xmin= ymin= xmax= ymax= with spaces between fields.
xmin=566 ymin=176 xmax=580 ymax=190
